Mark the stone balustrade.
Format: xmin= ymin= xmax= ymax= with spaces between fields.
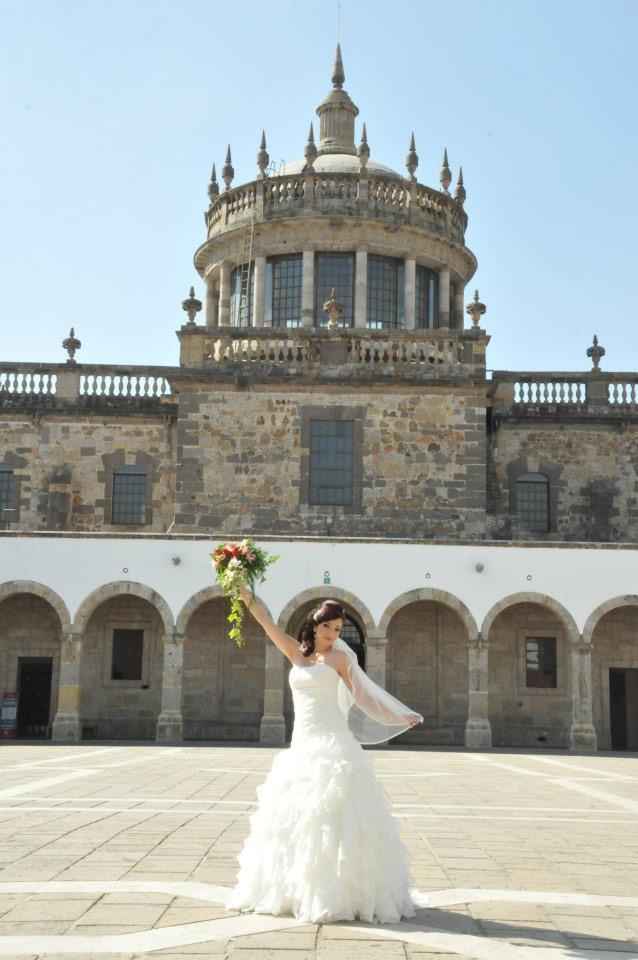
xmin=178 ymin=327 xmax=484 ymax=378
xmin=491 ymin=371 xmax=638 ymax=415
xmin=0 ymin=363 xmax=173 ymax=405
xmin=205 ymin=172 xmax=466 ymax=245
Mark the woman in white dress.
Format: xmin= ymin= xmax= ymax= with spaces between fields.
xmin=226 ymin=587 xmax=424 ymax=925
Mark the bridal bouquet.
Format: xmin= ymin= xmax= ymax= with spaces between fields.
xmin=211 ymin=538 xmax=279 ymax=648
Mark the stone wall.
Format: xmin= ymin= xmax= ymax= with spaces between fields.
xmin=175 ymin=384 xmax=487 ymax=539
xmin=488 ymin=420 xmax=638 ymax=541
xmin=79 ymin=596 xmax=164 ymax=740
xmin=0 ymin=414 xmax=175 ymax=532
xmin=487 ymin=602 xmax=572 ymax=748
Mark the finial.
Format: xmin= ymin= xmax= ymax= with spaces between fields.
xmin=323 ymin=287 xmax=344 ymax=330
xmin=62 ymin=327 xmax=82 ymax=365
xmin=257 ymin=130 xmax=269 ymax=178
xmin=440 ymin=148 xmax=452 ymax=193
xmin=454 ymin=166 xmax=466 ymax=206
xmin=586 ymin=334 xmax=605 ymax=372
xmin=358 ymin=122 xmax=370 ymax=170
xmin=466 ymin=290 xmax=486 ymax=330
xmin=406 ymin=132 xmax=418 ymax=181
xmin=208 ymin=163 xmax=219 ymax=201
xmin=304 ymin=122 xmax=318 ymax=171
xmin=182 ymin=286 xmax=202 ymax=326
xmin=222 ymin=145 xmax=234 ymax=191
xmin=332 ymin=43 xmax=345 ymax=89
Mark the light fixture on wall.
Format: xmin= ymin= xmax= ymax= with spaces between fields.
xmin=475 ymin=562 xmax=485 ymax=573
xmin=122 ymin=567 xmax=129 ymax=574
xmin=526 ymin=574 xmax=533 ymax=581
xmin=425 ymin=572 xmax=431 ymax=580
xmin=171 ymin=556 xmax=182 ymax=566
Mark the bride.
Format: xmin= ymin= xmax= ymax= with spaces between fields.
xmin=225 ymin=586 xmax=424 ymax=925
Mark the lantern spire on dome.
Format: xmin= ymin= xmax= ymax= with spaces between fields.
xmin=332 ymin=43 xmax=345 ymax=89
xmin=316 ymin=45 xmax=359 ymax=157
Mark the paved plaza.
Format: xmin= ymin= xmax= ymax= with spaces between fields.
xmin=0 ymin=745 xmax=637 ymax=959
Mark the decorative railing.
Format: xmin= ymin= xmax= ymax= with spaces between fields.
xmin=200 ymin=329 xmax=469 ymax=373
xmin=0 ymin=364 xmax=173 ymax=401
xmin=205 ymin=172 xmax=467 ymax=245
xmin=491 ymin=372 xmax=638 ymax=414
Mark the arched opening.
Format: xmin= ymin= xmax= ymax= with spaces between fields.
xmin=591 ymin=604 xmax=638 ymax=750
xmin=182 ymin=597 xmax=265 ymax=741
xmin=487 ymin=601 xmax=571 ymax=748
xmin=282 ymin=599 xmax=365 ymax=742
xmin=79 ymin=595 xmax=165 ymax=740
xmin=0 ymin=592 xmax=65 ymax=739
xmin=385 ymin=600 xmax=469 ymax=745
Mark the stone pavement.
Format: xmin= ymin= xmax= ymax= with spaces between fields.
xmin=0 ymin=744 xmax=637 ymax=959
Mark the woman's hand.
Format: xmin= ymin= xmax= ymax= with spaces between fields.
xmin=408 ymin=714 xmax=423 ymax=728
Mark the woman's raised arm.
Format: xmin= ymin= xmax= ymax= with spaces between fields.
xmin=239 ymin=585 xmax=300 ymax=663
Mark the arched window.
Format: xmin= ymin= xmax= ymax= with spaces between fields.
xmin=514 ymin=473 xmax=550 ymax=532
xmin=230 ymin=264 xmax=254 ymax=327
xmin=367 ymin=255 xmax=404 ymax=329
xmin=340 ymin=617 xmax=366 ymax=669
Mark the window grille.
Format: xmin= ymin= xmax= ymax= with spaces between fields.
xmin=367 ymin=255 xmax=404 ymax=329
xmin=309 ymin=420 xmax=354 ymax=506
xmin=112 ymin=471 xmax=147 ymax=525
xmin=525 ymin=636 xmax=557 ymax=688
xmin=268 ymin=254 xmax=303 ymax=328
xmin=515 ymin=473 xmax=550 ymax=532
xmin=315 ymin=253 xmax=354 ymax=327
xmin=111 ymin=629 xmax=144 ymax=681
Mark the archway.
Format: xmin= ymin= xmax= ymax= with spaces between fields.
xmin=482 ymin=594 xmax=578 ymax=748
xmin=588 ymin=598 xmax=638 ymax=750
xmin=0 ymin=582 xmax=69 ymax=739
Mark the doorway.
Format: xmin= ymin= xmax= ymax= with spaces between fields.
xmin=16 ymin=657 xmax=53 ymax=739
xmin=609 ymin=668 xmax=638 ymax=751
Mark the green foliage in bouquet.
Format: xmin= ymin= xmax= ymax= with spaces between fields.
xmin=211 ymin=538 xmax=279 ymax=647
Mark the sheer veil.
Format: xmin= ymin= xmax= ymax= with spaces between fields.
xmin=333 ymin=636 xmax=424 ymax=744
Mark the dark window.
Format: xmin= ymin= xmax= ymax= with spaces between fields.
xmin=367 ymin=255 xmax=404 ymax=329
xmin=340 ymin=618 xmax=366 ymax=669
xmin=111 ymin=629 xmax=144 ymax=681
xmin=315 ymin=253 xmax=354 ymax=328
xmin=515 ymin=473 xmax=550 ymax=532
xmin=526 ymin=637 xmax=557 ymax=688
xmin=267 ymin=254 xmax=303 ymax=328
xmin=0 ymin=469 xmax=18 ymax=524
xmin=416 ymin=265 xmax=439 ymax=328
xmin=309 ymin=420 xmax=354 ymax=505
xmin=112 ymin=471 xmax=147 ymax=524
xmin=230 ymin=264 xmax=254 ymax=327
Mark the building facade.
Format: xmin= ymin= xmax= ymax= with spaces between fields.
xmin=1 ymin=48 xmax=637 ymax=751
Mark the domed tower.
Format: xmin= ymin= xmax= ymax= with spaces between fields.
xmin=182 ymin=45 xmax=481 ymax=351
xmin=175 ymin=47 xmax=489 ymax=540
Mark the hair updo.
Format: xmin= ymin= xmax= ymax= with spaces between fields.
xmin=297 ymin=600 xmax=346 ymax=658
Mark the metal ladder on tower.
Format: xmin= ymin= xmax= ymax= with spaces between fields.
xmin=237 ymin=212 xmax=256 ymax=329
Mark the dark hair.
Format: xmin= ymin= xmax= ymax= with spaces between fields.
xmin=298 ymin=600 xmax=346 ymax=657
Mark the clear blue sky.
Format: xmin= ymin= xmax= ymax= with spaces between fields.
xmin=2 ymin=0 xmax=636 ymax=373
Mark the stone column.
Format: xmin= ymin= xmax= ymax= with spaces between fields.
xmin=156 ymin=630 xmax=184 ymax=742
xmin=438 ymin=267 xmax=450 ymax=329
xmin=366 ymin=635 xmax=387 ymax=686
xmin=569 ymin=640 xmax=598 ymax=752
xmin=354 ymin=249 xmax=368 ymax=329
xmin=302 ymin=250 xmax=315 ymax=328
xmin=253 ymin=256 xmax=266 ymax=328
xmin=465 ymin=635 xmax=492 ymax=748
xmin=218 ymin=261 xmax=232 ymax=327
xmin=454 ymin=285 xmax=464 ymax=331
xmin=259 ymin=640 xmax=286 ymax=745
xmin=404 ymin=258 xmax=416 ymax=330
xmin=52 ymin=632 xmax=83 ymax=742
xmin=205 ymin=274 xmax=219 ymax=328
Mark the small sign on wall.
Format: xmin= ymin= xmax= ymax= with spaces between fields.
xmin=0 ymin=692 xmax=17 ymax=739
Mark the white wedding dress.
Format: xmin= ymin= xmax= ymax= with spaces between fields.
xmin=226 ymin=659 xmax=418 ymax=924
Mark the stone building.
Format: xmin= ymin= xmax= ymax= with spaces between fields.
xmin=1 ymin=48 xmax=637 ymax=752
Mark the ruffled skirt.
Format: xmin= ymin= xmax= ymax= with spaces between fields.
xmin=226 ymin=731 xmax=417 ymax=924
